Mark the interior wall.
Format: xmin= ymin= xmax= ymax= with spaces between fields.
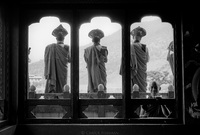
xmin=0 ymin=126 xmax=16 ymax=135
xmin=15 ymin=124 xmax=197 ymax=135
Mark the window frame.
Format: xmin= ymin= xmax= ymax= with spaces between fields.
xmin=0 ymin=6 xmax=11 ymax=128
xmin=20 ymin=4 xmax=184 ymax=124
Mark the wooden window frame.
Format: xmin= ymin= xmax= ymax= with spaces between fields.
xmin=20 ymin=4 xmax=184 ymax=125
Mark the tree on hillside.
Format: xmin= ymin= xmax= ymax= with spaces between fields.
xmin=147 ymin=71 xmax=172 ymax=85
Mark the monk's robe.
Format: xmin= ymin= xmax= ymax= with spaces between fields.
xmin=141 ymin=96 xmax=171 ymax=117
xmin=44 ymin=43 xmax=70 ymax=93
xmin=167 ymin=51 xmax=174 ymax=75
xmin=84 ymin=45 xmax=108 ymax=93
xmin=131 ymin=42 xmax=149 ymax=92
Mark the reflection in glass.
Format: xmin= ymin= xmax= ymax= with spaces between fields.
xmin=130 ymin=16 xmax=174 ymax=99
xmin=139 ymin=81 xmax=172 ymax=118
xmin=28 ymin=17 xmax=71 ymax=99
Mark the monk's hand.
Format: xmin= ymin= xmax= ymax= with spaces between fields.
xmin=102 ymin=55 xmax=108 ymax=62
xmin=99 ymin=55 xmax=106 ymax=62
xmin=96 ymin=44 xmax=102 ymax=51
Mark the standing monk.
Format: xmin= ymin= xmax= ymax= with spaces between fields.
xmin=167 ymin=41 xmax=174 ymax=85
xmin=44 ymin=24 xmax=71 ymax=93
xmin=84 ymin=29 xmax=108 ymax=93
xmin=130 ymin=26 xmax=149 ymax=92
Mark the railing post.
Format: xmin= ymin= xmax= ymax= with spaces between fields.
xmin=63 ymin=84 xmax=70 ymax=98
xmin=97 ymin=84 xmax=106 ymax=117
xmin=28 ymin=85 xmax=36 ymax=99
xmin=132 ymin=84 xmax=139 ymax=98
xmin=168 ymin=84 xmax=175 ymax=98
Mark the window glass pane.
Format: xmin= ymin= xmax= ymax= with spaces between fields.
xmin=130 ymin=16 xmax=174 ymax=99
xmin=28 ymin=16 xmax=71 ymax=100
xmin=79 ymin=16 xmax=122 ymax=118
xmin=130 ymin=16 xmax=175 ymax=119
xmin=79 ymin=16 xmax=122 ymax=95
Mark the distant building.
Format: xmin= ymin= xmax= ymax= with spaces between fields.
xmin=29 ymin=75 xmax=42 ymax=85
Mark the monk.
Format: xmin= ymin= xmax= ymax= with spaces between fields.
xmin=140 ymin=81 xmax=172 ymax=117
xmin=167 ymin=41 xmax=174 ymax=85
xmin=44 ymin=24 xmax=71 ymax=93
xmin=130 ymin=26 xmax=149 ymax=92
xmin=84 ymin=29 xmax=108 ymax=93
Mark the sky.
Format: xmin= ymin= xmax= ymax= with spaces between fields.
xmin=29 ymin=16 xmax=121 ymax=63
xmin=79 ymin=17 xmax=121 ymax=45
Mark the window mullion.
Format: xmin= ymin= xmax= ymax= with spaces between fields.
xmin=71 ymin=12 xmax=79 ymax=120
xmin=122 ymin=22 xmax=131 ymax=119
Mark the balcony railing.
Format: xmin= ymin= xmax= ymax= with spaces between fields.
xmin=27 ymin=85 xmax=175 ymax=119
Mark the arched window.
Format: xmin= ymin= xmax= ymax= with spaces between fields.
xmin=23 ymin=7 xmax=182 ymax=123
xmin=79 ymin=16 xmax=122 ymax=95
xmin=27 ymin=16 xmax=72 ymax=118
xmin=78 ymin=16 xmax=122 ymax=118
xmin=130 ymin=16 xmax=174 ymax=98
xmin=28 ymin=16 xmax=71 ymax=96
xmin=129 ymin=15 xmax=176 ymax=119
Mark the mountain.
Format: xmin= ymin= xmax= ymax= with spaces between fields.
xmin=29 ymin=59 xmax=44 ymax=77
xmin=29 ymin=23 xmax=173 ymax=92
